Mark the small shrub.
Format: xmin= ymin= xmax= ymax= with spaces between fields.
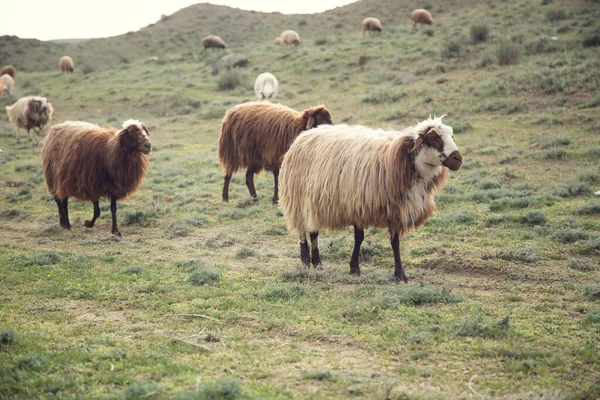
xmin=375 ymin=284 xmax=462 ymax=308
xmin=587 ymin=310 xmax=600 ymax=324
xmin=497 ymin=40 xmax=521 ymax=66
xmin=314 ymin=38 xmax=327 ymax=46
xmin=164 ymin=216 xmax=208 ymax=238
xmin=470 ymin=25 xmax=489 ymax=43
xmin=120 ymin=382 xmax=161 ymax=399
xmin=189 ymin=267 xmax=221 ymax=286
xmin=202 ymin=233 xmax=235 ymax=248
xmin=546 ymin=9 xmax=567 ymax=23
xmin=121 ymin=210 xmax=156 ymax=227
xmin=17 ymin=354 xmax=47 ymax=371
xmin=576 ymin=202 xmax=600 ymax=216
xmin=423 ymin=29 xmax=434 ymax=37
xmin=584 ymin=286 xmax=600 ymax=300
xmin=517 ymin=210 xmax=546 ymax=226
xmin=235 ymin=247 xmax=255 ymax=259
xmin=19 ymin=252 xmax=62 ymax=267
xmin=304 ymin=371 xmax=336 ymax=381
xmin=583 ymin=34 xmax=600 ymax=48
xmin=0 ymin=328 xmax=17 ymax=345
xmin=201 ymin=378 xmax=242 ymax=400
xmin=456 ymin=316 xmax=511 ymax=338
xmin=552 ymin=228 xmax=588 ymax=244
xmin=218 ymin=68 xmax=246 ymax=91
xmin=483 ymin=248 xmax=538 ymax=264
xmin=122 ymin=266 xmax=144 ymax=275
xmin=361 ymin=91 xmax=406 ymax=105
xmin=479 ymin=179 xmax=501 ymax=190
xmin=569 ymin=260 xmax=593 ymax=272
xmin=452 ymin=121 xmax=473 ymax=133
xmin=477 ymin=55 xmax=494 ymax=68
xmin=263 ymin=284 xmax=306 ymax=301
xmin=441 ymin=40 xmax=463 ymax=58
xmin=545 ymin=148 xmax=567 ymax=160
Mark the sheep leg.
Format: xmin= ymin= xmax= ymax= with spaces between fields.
xmin=349 ymin=224 xmax=364 ymax=275
xmin=391 ymin=232 xmax=408 ymax=283
xmin=84 ymin=200 xmax=100 ymax=228
xmin=299 ymin=233 xmax=310 ymax=266
xmin=61 ymin=198 xmax=71 ymax=230
xmin=309 ymin=231 xmax=322 ymax=269
xmin=272 ymin=169 xmax=279 ymax=204
xmin=54 ymin=197 xmax=66 ymax=228
xmin=32 ymin=127 xmax=40 ymax=143
xmin=110 ymin=196 xmax=121 ymax=237
xmin=15 ymin=127 xmax=20 ymax=142
xmin=245 ymin=167 xmax=258 ymax=201
xmin=222 ymin=174 xmax=231 ymax=202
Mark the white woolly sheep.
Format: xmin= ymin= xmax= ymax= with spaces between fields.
xmin=280 ymin=30 xmax=301 ymax=46
xmin=1 ymin=74 xmax=14 ymax=95
xmin=254 ymin=73 xmax=278 ymax=101
xmin=60 ymin=56 xmax=74 ymax=73
xmin=279 ymin=116 xmax=463 ymax=282
xmin=411 ymin=9 xmax=433 ymax=28
xmin=6 ymin=96 xmax=54 ymax=143
xmin=362 ymin=17 xmax=382 ymax=36
xmin=273 ymin=37 xmax=283 ymax=45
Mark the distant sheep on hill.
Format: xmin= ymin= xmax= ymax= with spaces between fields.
xmin=279 ymin=116 xmax=462 ymax=282
xmin=202 ymin=35 xmax=227 ymax=50
xmin=212 ymin=54 xmax=248 ymax=75
xmin=1 ymin=74 xmax=14 ymax=95
xmin=41 ymin=120 xmax=151 ymax=236
xmin=411 ymin=9 xmax=433 ymax=28
xmin=59 ymin=56 xmax=74 ymax=73
xmin=362 ymin=17 xmax=382 ymax=36
xmin=0 ymin=65 xmax=15 ymax=78
xmin=218 ymin=102 xmax=333 ymax=204
xmin=280 ymin=30 xmax=301 ymax=46
xmin=6 ymin=96 xmax=54 ymax=142
xmin=254 ymin=73 xmax=278 ymax=101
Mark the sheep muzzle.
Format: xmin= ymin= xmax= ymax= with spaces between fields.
xmin=442 ymin=150 xmax=462 ymax=170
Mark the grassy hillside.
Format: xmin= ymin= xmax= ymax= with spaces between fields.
xmin=1 ymin=0 xmax=600 ymax=398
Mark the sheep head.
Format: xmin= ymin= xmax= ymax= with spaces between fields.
xmin=411 ymin=115 xmax=462 ymax=171
xmin=119 ymin=120 xmax=151 ymax=154
xmin=303 ymin=105 xmax=333 ymax=130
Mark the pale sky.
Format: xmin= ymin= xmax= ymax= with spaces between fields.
xmin=3 ymin=0 xmax=358 ymax=41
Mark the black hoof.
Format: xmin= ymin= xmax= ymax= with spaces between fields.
xmin=394 ymin=274 xmax=408 ymax=283
xmin=313 ymin=263 xmax=323 ymax=271
xmin=112 ymin=230 xmax=122 ymax=237
xmin=84 ymin=220 xmax=94 ymax=228
xmin=350 ymin=267 xmax=361 ymax=275
xmin=272 ymin=198 xmax=278 ymax=205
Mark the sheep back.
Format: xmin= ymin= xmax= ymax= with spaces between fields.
xmin=42 ymin=121 xmax=149 ymax=201
xmin=202 ymin=35 xmax=227 ymax=49
xmin=59 ymin=56 xmax=74 ymax=72
xmin=411 ymin=9 xmax=433 ymax=25
xmin=254 ymin=73 xmax=278 ymax=100
xmin=362 ymin=17 xmax=382 ymax=32
xmin=0 ymin=65 xmax=15 ymax=78
xmin=6 ymin=96 xmax=54 ymax=131
xmin=1 ymin=74 xmax=14 ymax=94
xmin=279 ymin=124 xmax=449 ymax=236
xmin=280 ymin=30 xmax=301 ymax=45
xmin=218 ymin=102 xmax=327 ymax=175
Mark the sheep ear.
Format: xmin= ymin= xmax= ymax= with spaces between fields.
xmin=411 ymin=136 xmax=424 ymax=153
xmin=306 ymin=115 xmax=316 ymax=130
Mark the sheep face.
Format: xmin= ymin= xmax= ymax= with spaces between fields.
xmin=119 ymin=121 xmax=151 ymax=154
xmin=413 ymin=124 xmax=462 ymax=171
xmin=305 ymin=106 xmax=333 ymax=130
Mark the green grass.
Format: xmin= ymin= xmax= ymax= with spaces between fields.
xmin=1 ymin=0 xmax=600 ymax=398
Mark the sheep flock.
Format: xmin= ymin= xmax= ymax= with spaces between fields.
xmin=0 ymin=6 xmax=467 ymax=282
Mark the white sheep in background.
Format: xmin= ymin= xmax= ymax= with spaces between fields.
xmin=1 ymin=74 xmax=14 ymax=95
xmin=254 ymin=73 xmax=279 ymax=101
xmin=279 ymin=116 xmax=463 ymax=282
xmin=6 ymin=96 xmax=54 ymax=143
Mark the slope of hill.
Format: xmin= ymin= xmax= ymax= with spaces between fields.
xmin=0 ymin=0 xmax=600 ymax=398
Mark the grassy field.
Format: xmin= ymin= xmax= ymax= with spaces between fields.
xmin=1 ymin=0 xmax=600 ymax=398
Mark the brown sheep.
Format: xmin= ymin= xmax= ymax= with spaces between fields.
xmin=41 ymin=120 xmax=151 ymax=236
xmin=0 ymin=65 xmax=16 ymax=78
xmin=218 ymin=102 xmax=333 ymax=204
xmin=6 ymin=96 xmax=54 ymax=143
xmin=202 ymin=35 xmax=227 ymax=50
xmin=411 ymin=9 xmax=433 ymax=29
xmin=362 ymin=17 xmax=382 ymax=36
xmin=59 ymin=56 xmax=74 ymax=73
xmin=280 ymin=30 xmax=301 ymax=46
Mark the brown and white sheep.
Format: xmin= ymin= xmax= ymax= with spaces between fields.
xmin=0 ymin=65 xmax=16 ymax=78
xmin=280 ymin=30 xmax=301 ymax=46
xmin=6 ymin=96 xmax=54 ymax=143
xmin=59 ymin=56 xmax=74 ymax=73
xmin=254 ymin=73 xmax=278 ymax=101
xmin=279 ymin=116 xmax=462 ymax=282
xmin=411 ymin=9 xmax=433 ymax=29
xmin=202 ymin=35 xmax=227 ymax=50
xmin=1 ymin=74 xmax=14 ymax=95
xmin=218 ymin=102 xmax=333 ymax=204
xmin=41 ymin=120 xmax=151 ymax=236
xmin=362 ymin=17 xmax=382 ymax=36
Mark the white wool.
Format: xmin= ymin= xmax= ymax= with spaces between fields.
xmin=122 ymin=119 xmax=142 ymax=130
xmin=254 ymin=72 xmax=279 ymax=101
